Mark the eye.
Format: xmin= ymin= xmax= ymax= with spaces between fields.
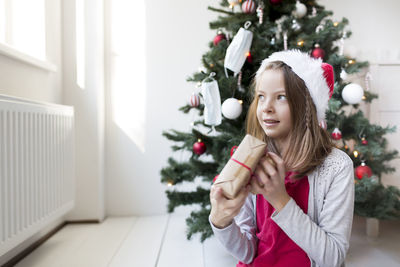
xmin=278 ymin=95 xmax=287 ymax=100
xmin=258 ymin=94 xmax=265 ymax=100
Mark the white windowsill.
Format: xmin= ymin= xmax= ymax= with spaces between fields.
xmin=0 ymin=42 xmax=57 ymax=72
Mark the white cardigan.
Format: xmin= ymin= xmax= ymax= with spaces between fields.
xmin=210 ymin=148 xmax=355 ymax=267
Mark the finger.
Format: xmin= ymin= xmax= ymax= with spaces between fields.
xmin=250 ymin=176 xmax=264 ymax=195
xmin=211 ymin=186 xmax=225 ymax=202
xmin=228 ymin=185 xmax=250 ymax=207
xmin=260 ymin=157 xmax=278 ymax=179
xmin=267 ymin=152 xmax=286 ymax=178
xmin=254 ymin=166 xmax=270 ymax=186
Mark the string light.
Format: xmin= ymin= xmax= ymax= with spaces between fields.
xmin=210 ymin=63 xmax=214 ymax=68
xmin=353 ymin=150 xmax=359 ymax=158
xmin=348 ymin=59 xmax=355 ymax=64
xmin=362 ymin=95 xmax=366 ymax=100
xmin=344 ymin=145 xmax=349 ymax=149
xmin=197 ymin=138 xmax=202 ymax=142
xmin=297 ymin=40 xmax=304 ymax=46
xmin=334 ymin=22 xmax=339 ymax=27
xmin=238 ymin=100 xmax=243 ymax=104
xmin=167 ymin=181 xmax=173 ymax=187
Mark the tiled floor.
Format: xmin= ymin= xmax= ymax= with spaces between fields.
xmin=13 ymin=208 xmax=400 ymax=267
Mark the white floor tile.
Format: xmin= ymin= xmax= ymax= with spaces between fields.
xmin=156 ymin=211 xmax=204 ymax=267
xmin=108 ymin=215 xmax=168 ymax=267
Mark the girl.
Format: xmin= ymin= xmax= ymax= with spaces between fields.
xmin=209 ymin=50 xmax=354 ymax=267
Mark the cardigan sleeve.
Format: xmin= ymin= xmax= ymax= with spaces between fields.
xmin=271 ymin=158 xmax=354 ymax=267
xmin=209 ymin=194 xmax=258 ymax=264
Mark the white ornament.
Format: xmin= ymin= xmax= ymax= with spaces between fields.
xmin=343 ymin=44 xmax=358 ymax=58
xmin=222 ymin=98 xmax=242 ymax=119
xmin=201 ymin=74 xmax=222 ymax=126
xmin=294 ymin=1 xmax=307 ymax=18
xmin=224 ymin=21 xmax=253 ymax=77
xmin=340 ymin=69 xmax=348 ymax=80
xmin=342 ymin=83 xmax=364 ymax=104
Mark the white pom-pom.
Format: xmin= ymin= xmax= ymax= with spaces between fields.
xmin=222 ymin=98 xmax=242 ymax=119
xmin=342 ymin=83 xmax=364 ymax=104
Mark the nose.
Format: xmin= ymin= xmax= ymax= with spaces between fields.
xmin=261 ymin=98 xmax=274 ymax=113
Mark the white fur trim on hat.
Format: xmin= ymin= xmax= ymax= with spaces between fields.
xmin=256 ymin=49 xmax=330 ymax=123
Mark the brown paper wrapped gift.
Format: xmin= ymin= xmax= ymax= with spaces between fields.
xmin=214 ymin=134 xmax=266 ymax=199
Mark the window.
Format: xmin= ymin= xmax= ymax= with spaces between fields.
xmin=0 ymin=0 xmax=46 ymax=60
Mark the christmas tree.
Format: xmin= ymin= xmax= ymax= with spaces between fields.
xmin=160 ymin=0 xmax=400 ymax=242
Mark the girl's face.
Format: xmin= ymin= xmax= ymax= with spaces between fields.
xmin=256 ymin=69 xmax=292 ymax=146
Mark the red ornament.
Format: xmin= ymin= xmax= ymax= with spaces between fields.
xmin=246 ymin=52 xmax=253 ymax=63
xmin=242 ymin=0 xmax=256 ymax=13
xmin=355 ymin=162 xmax=373 ymax=179
xmin=269 ymin=0 xmax=283 ymax=5
xmin=311 ymin=44 xmax=325 ymax=59
xmin=361 ymin=137 xmax=368 ymax=145
xmin=213 ymin=33 xmax=226 ymax=46
xmin=193 ymin=140 xmax=206 ymax=155
xmin=331 ymin=128 xmax=342 ymax=140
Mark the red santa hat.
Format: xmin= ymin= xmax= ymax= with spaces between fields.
xmin=257 ymin=49 xmax=334 ymax=123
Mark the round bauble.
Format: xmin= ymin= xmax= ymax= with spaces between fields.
xmin=294 ymin=1 xmax=307 ymax=18
xmin=189 ymin=93 xmax=200 ymax=107
xmin=222 ymin=98 xmax=242 ymax=120
xmin=355 ymin=163 xmax=372 ymax=179
xmin=311 ymin=45 xmax=325 ymax=59
xmin=331 ymin=127 xmax=342 ymax=140
xmin=242 ymin=0 xmax=256 ymax=13
xmin=213 ymin=33 xmax=226 ymax=46
xmin=342 ymin=83 xmax=364 ymax=104
xmin=193 ymin=141 xmax=206 ymax=155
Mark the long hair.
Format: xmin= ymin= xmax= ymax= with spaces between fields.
xmin=246 ymin=61 xmax=333 ymax=179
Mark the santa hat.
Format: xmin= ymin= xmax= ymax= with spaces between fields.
xmin=257 ymin=49 xmax=334 ymax=123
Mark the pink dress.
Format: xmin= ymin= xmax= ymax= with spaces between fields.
xmin=237 ymin=172 xmax=310 ymax=267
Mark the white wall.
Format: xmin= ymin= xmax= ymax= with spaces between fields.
xmin=319 ymin=0 xmax=400 ymax=62
xmin=105 ymin=0 xmax=218 ymax=216
xmin=105 ymin=0 xmax=400 ymax=216
xmin=63 ymin=0 xmax=105 ymax=221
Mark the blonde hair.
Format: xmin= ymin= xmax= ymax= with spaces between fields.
xmin=246 ymin=61 xmax=333 ymax=179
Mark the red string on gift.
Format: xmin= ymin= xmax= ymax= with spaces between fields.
xmin=212 ymin=146 xmax=253 ymax=184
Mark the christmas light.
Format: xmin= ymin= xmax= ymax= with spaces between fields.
xmin=297 ymin=40 xmax=304 ymax=46
xmin=167 ymin=181 xmax=173 ymax=187
xmin=353 ymin=150 xmax=359 ymax=158
xmin=198 ymin=138 xmax=202 ymax=142
xmin=344 ymin=145 xmax=348 ymax=149
xmin=238 ymin=100 xmax=243 ymax=104
xmin=333 ymin=22 xmax=339 ymax=27
xmin=210 ymin=63 xmax=214 ymax=68
xmin=362 ymin=95 xmax=366 ymax=100
xmin=348 ymin=59 xmax=355 ymax=64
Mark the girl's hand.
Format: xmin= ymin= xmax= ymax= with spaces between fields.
xmin=250 ymin=152 xmax=290 ymax=212
xmin=209 ymin=184 xmax=250 ymax=229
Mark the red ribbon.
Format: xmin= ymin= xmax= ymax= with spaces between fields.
xmin=212 ymin=146 xmax=253 ymax=184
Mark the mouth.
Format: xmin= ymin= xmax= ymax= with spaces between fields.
xmin=263 ymin=119 xmax=280 ymax=126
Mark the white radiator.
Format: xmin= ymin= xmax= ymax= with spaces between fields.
xmin=0 ymin=94 xmax=75 ymax=257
